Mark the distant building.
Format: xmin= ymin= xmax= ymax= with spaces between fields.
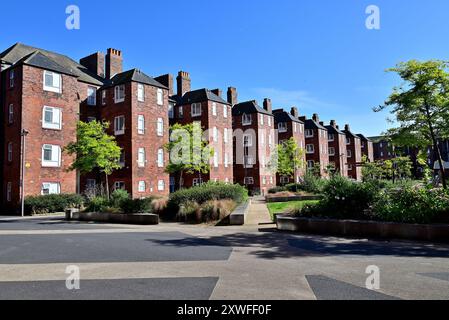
xmin=326 ymin=121 xmax=348 ymax=177
xmin=343 ymin=125 xmax=362 ymax=181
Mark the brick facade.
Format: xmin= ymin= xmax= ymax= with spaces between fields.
xmin=300 ymin=114 xmax=329 ymax=177
xmin=326 ymin=121 xmax=348 ymax=177
xmin=344 ymin=125 xmax=362 ymax=180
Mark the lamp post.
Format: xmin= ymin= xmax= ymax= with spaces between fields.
xmin=21 ymin=129 xmax=29 ymax=217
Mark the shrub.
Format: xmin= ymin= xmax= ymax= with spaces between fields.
xmin=109 ymin=189 xmax=130 ymax=208
xmin=201 ymin=200 xmax=236 ymax=223
xmin=86 ymin=196 xmax=108 ymax=213
xmin=299 ymin=172 xmax=326 ymax=194
xmin=268 ymin=186 xmax=287 ymax=194
xmin=120 ymin=198 xmax=153 ymax=214
xmin=152 ymin=197 xmax=168 ymax=214
xmin=177 ymin=201 xmax=201 ymax=222
xmin=24 ymin=194 xmax=84 ymax=215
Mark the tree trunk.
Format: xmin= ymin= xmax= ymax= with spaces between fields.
xmin=105 ymin=173 xmax=110 ymax=200
xmin=179 ymin=171 xmax=184 ymax=190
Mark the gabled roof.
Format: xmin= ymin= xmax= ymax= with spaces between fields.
xmin=173 ymin=88 xmax=229 ymax=106
xmin=304 ymin=118 xmax=327 ymax=131
xmin=102 ymin=69 xmax=168 ymax=89
xmin=16 ymin=51 xmax=77 ymax=76
xmin=0 ymin=43 xmax=104 ymax=85
xmin=343 ymin=128 xmax=360 ymax=139
xmin=357 ymin=134 xmax=372 ymax=142
xmin=326 ymin=125 xmax=345 ymax=135
xmin=368 ymin=136 xmax=388 ymax=143
xmin=232 ymin=100 xmax=272 ymax=116
xmin=273 ymin=109 xmax=304 ymax=124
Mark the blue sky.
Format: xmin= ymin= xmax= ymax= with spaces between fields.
xmin=1 ymin=0 xmax=449 ymax=136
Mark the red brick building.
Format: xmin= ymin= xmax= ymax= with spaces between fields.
xmin=273 ymin=107 xmax=306 ymax=184
xmin=299 ymin=114 xmax=329 ymax=177
xmin=357 ymin=134 xmax=374 ymax=163
xmin=232 ymin=98 xmax=276 ymax=195
xmin=343 ymin=125 xmax=362 ymax=180
xmin=325 ymin=120 xmax=348 ymax=177
xmin=169 ymin=71 xmax=233 ymax=189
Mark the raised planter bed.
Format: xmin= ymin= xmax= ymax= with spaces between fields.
xmin=266 ymin=195 xmax=322 ymax=203
xmin=276 ymin=215 xmax=449 ymax=243
xmin=229 ymin=200 xmax=251 ymax=225
xmin=67 ymin=210 xmax=159 ymax=225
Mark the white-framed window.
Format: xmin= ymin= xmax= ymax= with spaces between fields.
xmin=268 ymin=116 xmax=272 ymax=127
xmin=280 ymin=176 xmax=290 ymax=184
xmin=138 ymin=181 xmax=146 ymax=193
xmin=262 ymin=176 xmax=267 ymax=185
xmin=157 ymin=88 xmax=163 ymax=105
xmin=242 ymin=114 xmax=252 ymax=125
xmin=306 ymin=144 xmax=315 ymax=154
xmin=261 ymin=154 xmax=266 ymax=168
xmin=278 ymin=122 xmax=287 ymax=133
xmin=260 ymin=132 xmax=265 ymax=146
xmin=114 ymin=181 xmax=125 ymax=190
xmin=213 ymin=151 xmax=219 ymax=168
xmin=380 ymin=151 xmax=384 ymax=157
xmin=192 ymin=178 xmax=203 ymax=187
xmin=8 ymin=104 xmax=14 ymax=124
xmin=260 ymin=114 xmax=264 ymax=125
xmin=212 ymin=102 xmax=217 ymax=116
xmin=86 ymin=179 xmax=96 ymax=189
xmin=294 ymin=123 xmax=297 ymax=133
xmin=42 ymin=144 xmax=61 ymax=167
xmin=307 ymin=160 xmax=315 ymax=169
xmin=270 ymin=176 xmax=274 ymax=185
xmin=137 ymin=115 xmax=145 ymax=135
xmin=6 ymin=182 xmax=12 ymax=202
xmin=268 ymin=134 xmax=273 ymax=147
xmin=213 ymin=127 xmax=218 ymax=142
xmin=224 ymin=153 xmax=229 ymax=168
xmin=7 ymin=142 xmax=12 ymax=162
xmin=87 ymin=86 xmax=97 ymax=106
xmin=179 ymin=106 xmax=184 ymax=118
xmin=224 ymin=128 xmax=229 ymax=144
xmin=138 ymin=148 xmax=146 ymax=167
xmin=243 ymin=134 xmax=253 ymax=147
xmin=42 ymin=106 xmax=62 ymax=130
xmin=41 ymin=182 xmax=60 ymax=195
xmin=119 ymin=150 xmax=126 ymax=167
xmin=102 ymin=90 xmax=107 ymax=105
xmin=348 ymin=164 xmax=353 ymax=171
xmin=346 ymin=137 xmax=351 ymax=145
xmin=223 ymin=105 xmax=228 ymax=118
xmin=9 ymin=69 xmax=14 ymax=88
xmin=114 ymin=85 xmax=125 ymax=103
xmin=328 ymin=133 xmax=335 ymax=142
xmin=43 ymin=71 xmax=62 ymax=93
xmin=244 ymin=177 xmax=254 ymax=185
xmin=329 ymin=147 xmax=336 ymax=156
xmin=191 ymin=103 xmax=202 ymax=117
xmin=168 ymin=103 xmax=174 ymax=119
xmin=138 ymin=84 xmax=145 ymax=102
xmin=157 ymin=118 xmax=164 ymax=136
xmin=157 ymin=149 xmax=164 ymax=168
xmin=244 ymin=156 xmax=254 ymax=168
xmin=305 ymin=129 xmax=314 ymax=138
xmin=158 ymin=180 xmax=165 ymax=191
xmin=114 ymin=116 xmax=125 ymax=135
xmin=347 ymin=149 xmax=352 ymax=158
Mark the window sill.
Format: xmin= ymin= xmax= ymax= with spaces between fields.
xmin=44 ymin=87 xmax=62 ymax=94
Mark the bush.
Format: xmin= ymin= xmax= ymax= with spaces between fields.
xmin=299 ymin=172 xmax=326 ymax=194
xmin=176 ymin=200 xmax=236 ymax=223
xmin=86 ymin=196 xmax=108 ymax=213
xmin=25 ymin=194 xmax=84 ymax=215
xmin=109 ymin=189 xmax=130 ymax=208
xmin=268 ymin=186 xmax=287 ymax=194
xmin=120 ymin=198 xmax=153 ymax=214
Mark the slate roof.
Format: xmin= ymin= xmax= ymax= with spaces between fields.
xmin=326 ymin=125 xmax=345 ymax=135
xmin=343 ymin=128 xmax=360 ymax=139
xmin=0 ymin=43 xmax=104 ymax=85
xmin=172 ymin=88 xmax=230 ymax=106
xmin=368 ymin=136 xmax=387 ymax=143
xmin=102 ymin=69 xmax=167 ymax=89
xmin=273 ymin=109 xmax=304 ymax=124
xmin=357 ymin=134 xmax=372 ymax=142
xmin=304 ymin=118 xmax=327 ymax=131
xmin=232 ymin=100 xmax=272 ymax=116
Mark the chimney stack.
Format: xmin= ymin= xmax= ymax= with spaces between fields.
xmin=312 ymin=113 xmax=319 ymax=123
xmin=177 ymin=71 xmax=191 ymax=97
xmin=345 ymin=124 xmax=351 ymax=132
xmin=211 ymin=88 xmax=222 ymax=98
xmin=106 ymin=48 xmax=123 ymax=79
xmin=227 ymin=87 xmax=238 ymax=106
xmin=291 ymin=107 xmax=299 ymax=118
xmin=80 ymin=52 xmax=105 ymax=78
xmin=155 ymin=74 xmax=174 ymax=95
xmin=330 ymin=120 xmax=337 ymax=128
xmin=263 ymin=98 xmax=272 ymax=114
xmin=299 ymin=116 xmax=307 ymax=122
xmin=320 ymin=121 xmax=324 ymax=126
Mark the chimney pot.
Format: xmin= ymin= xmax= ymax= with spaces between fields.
xmin=312 ymin=113 xmax=319 ymax=122
xmin=345 ymin=124 xmax=350 ymax=131
xmin=106 ymin=48 xmax=123 ymax=79
xmin=177 ymin=71 xmax=191 ymax=97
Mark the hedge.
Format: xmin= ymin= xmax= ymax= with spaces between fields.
xmin=24 ymin=194 xmax=84 ymax=215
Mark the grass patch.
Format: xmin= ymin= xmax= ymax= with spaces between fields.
xmin=267 ymin=200 xmax=319 ymax=221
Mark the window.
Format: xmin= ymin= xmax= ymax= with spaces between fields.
xmin=278 ymin=122 xmax=287 ymax=133
xmin=87 ymin=86 xmax=97 ymax=105
xmin=9 ymin=70 xmax=14 ymax=88
xmin=119 ymin=150 xmax=125 ymax=167
xmin=42 ymin=144 xmax=61 ymax=167
xmin=157 ymin=149 xmax=164 ymax=168
xmin=347 ymin=149 xmax=352 ymax=158
xmin=261 ymin=154 xmax=266 ymax=168
xmin=138 ymin=181 xmax=146 ymax=193
xmin=244 ymin=177 xmax=254 ymax=185
xmin=6 ymin=182 xmax=12 ymax=202
xmin=268 ymin=117 xmax=272 ymax=127
xmin=262 ymin=177 xmax=267 ymax=185
xmin=43 ymin=71 xmax=61 ymax=93
xmin=192 ymin=178 xmax=203 ymax=187
xmin=223 ymin=105 xmax=228 ymax=118
xmin=7 ymin=142 xmax=12 ymax=162
xmin=168 ymin=103 xmax=174 ymax=119
xmin=307 ymin=160 xmax=315 ymax=169
xmin=8 ymin=104 xmax=13 ymax=124
xmin=224 ymin=128 xmax=229 ymax=144
xmin=191 ymin=103 xmax=202 ymax=117
xmin=260 ymin=132 xmax=265 ymax=146
xmin=346 ymin=137 xmax=351 ymax=145
xmin=213 ymin=151 xmax=219 ymax=168
xmin=244 ymin=156 xmax=254 ymax=168
xmin=114 ymin=182 xmax=125 ymax=190
xmin=305 ymin=129 xmax=314 ymax=138
xmin=157 ymin=88 xmax=163 ymax=105
xmin=328 ymin=133 xmax=335 ymax=142
xmin=157 ymin=118 xmax=164 ymax=136
xmin=86 ymin=179 xmax=96 ymax=189
xmin=212 ymin=102 xmax=217 ymax=116
xmin=87 ymin=117 xmax=96 ymax=123
xmin=42 ymin=106 xmax=62 ymax=130
xmin=260 ymin=114 xmax=264 ymax=125
xmin=114 ymin=116 xmax=125 ymax=135
xmin=102 ymin=90 xmax=107 ymax=105
xmin=294 ymin=123 xmax=297 ymax=133
xmin=213 ymin=127 xmax=218 ymax=142
xmin=242 ymin=114 xmax=252 ymax=125
xmin=268 ymin=134 xmax=273 ymax=147
xmin=243 ymin=134 xmax=253 ymax=147
xmin=42 ymin=183 xmax=60 ymax=195
xmin=306 ymin=144 xmax=315 ymax=154
xmin=224 ymin=153 xmax=229 ymax=168
xmin=138 ymin=84 xmax=145 ymax=102
xmin=179 ymin=106 xmax=184 ymax=118
xmin=380 ymin=152 xmax=384 ymax=157
xmin=348 ymin=164 xmax=353 ymax=171
xmin=280 ymin=176 xmax=290 ymax=184
xmin=138 ymin=148 xmax=146 ymax=167
xmin=114 ymin=85 xmax=125 ymax=103
xmin=270 ymin=176 xmax=274 ymax=185
xmin=329 ymin=147 xmax=336 ymax=156
xmin=137 ymin=115 xmax=145 ymax=135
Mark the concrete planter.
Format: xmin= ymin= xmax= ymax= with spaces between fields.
xmin=266 ymin=195 xmax=322 ymax=203
xmin=276 ymin=215 xmax=449 ymax=243
xmin=229 ymin=200 xmax=251 ymax=225
xmin=69 ymin=211 xmax=159 ymax=225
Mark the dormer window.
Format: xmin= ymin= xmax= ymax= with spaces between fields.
xmin=278 ymin=122 xmax=287 ymax=133
xmin=43 ymin=71 xmax=62 ymax=93
xmin=242 ymin=114 xmax=252 ymax=125
xmin=114 ymin=85 xmax=125 ymax=103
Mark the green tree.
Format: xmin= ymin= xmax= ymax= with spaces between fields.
xmin=275 ymin=138 xmax=305 ymax=185
xmin=165 ymin=123 xmax=213 ymax=189
xmin=375 ymin=60 xmax=449 ymax=189
xmin=65 ymin=121 xmax=122 ymax=198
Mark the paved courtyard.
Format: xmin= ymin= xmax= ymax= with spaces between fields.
xmin=1 ymin=201 xmax=449 ymax=300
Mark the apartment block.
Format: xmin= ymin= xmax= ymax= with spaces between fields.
xmin=273 ymin=107 xmax=306 ymax=184
xmin=357 ymin=134 xmax=374 ymax=163
xmin=232 ymin=98 xmax=276 ymax=195
xmin=343 ymin=125 xmax=362 ymax=180
xmin=326 ymin=120 xmax=348 ymax=177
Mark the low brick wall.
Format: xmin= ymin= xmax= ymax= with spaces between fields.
xmin=69 ymin=211 xmax=159 ymax=225
xmin=266 ymin=195 xmax=322 ymax=203
xmin=277 ymin=215 xmax=449 ymax=243
xmin=229 ymin=200 xmax=251 ymax=225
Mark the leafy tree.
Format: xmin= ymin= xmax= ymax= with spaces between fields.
xmin=375 ymin=60 xmax=449 ymax=189
xmin=65 ymin=121 xmax=122 ymax=198
xmin=275 ymin=138 xmax=305 ymax=184
xmin=362 ymin=156 xmax=384 ymax=181
xmin=165 ymin=123 xmax=213 ymax=189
